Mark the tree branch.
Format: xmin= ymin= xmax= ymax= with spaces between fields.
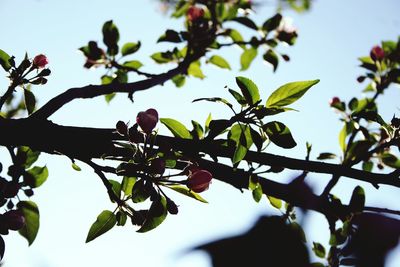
xmin=29 ymin=59 xmax=192 ymax=120
xmin=1 ymin=118 xmax=399 ymax=189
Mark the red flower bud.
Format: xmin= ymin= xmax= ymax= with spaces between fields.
xmin=187 ymin=6 xmax=204 ymax=22
xmin=187 ymin=169 xmax=212 ymax=193
xmin=166 ymin=198 xmax=179 ymax=215
xmin=329 ymin=96 xmax=341 ymax=107
xmin=3 ymin=210 xmax=25 ymax=231
xmin=136 ymin=108 xmax=158 ymax=134
xmin=116 ymin=121 xmax=128 ymax=136
xmin=32 ymin=54 xmax=49 ymax=68
xmin=150 ymin=158 xmax=166 ymax=175
xmin=3 ymin=182 xmax=20 ymax=198
xmin=370 ymin=45 xmax=385 ymax=61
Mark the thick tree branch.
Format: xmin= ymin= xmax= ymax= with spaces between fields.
xmin=1 ymin=118 xmax=399 ymax=189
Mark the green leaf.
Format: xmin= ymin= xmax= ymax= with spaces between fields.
xmin=102 ymin=20 xmax=120 ymax=56
xmin=165 ymin=185 xmax=208 ymax=203
xmin=23 ymin=89 xmax=36 ymax=115
xmin=157 ymin=30 xmax=182 ymax=43
xmin=266 ymin=80 xmax=320 ymax=107
xmin=263 ymin=49 xmax=279 ymax=72
xmin=381 ymin=153 xmax=400 ymax=168
xmin=263 ymin=121 xmax=297 ymax=149
xmin=116 ymin=211 xmax=127 ymax=226
xmin=227 ymin=29 xmax=245 ymax=49
xmin=105 ymin=93 xmax=116 ymax=103
xmin=108 ymin=179 xmax=121 ymax=200
xmin=362 ymin=161 xmax=373 ymax=172
xmin=0 ymin=49 xmax=11 ymax=71
xmin=267 ymin=195 xmax=282 ymax=209
xmin=252 ymin=184 xmax=263 ymax=202
xmin=248 ymin=175 xmax=258 ymax=190
xmin=172 ymin=74 xmax=186 ymax=88
xmin=72 ymin=162 xmax=81 ymax=171
xmin=229 ymin=124 xmax=253 ymax=148
xmin=231 ymin=17 xmax=258 ymax=30
xmin=188 ymin=61 xmax=205 ymax=79
xmin=17 ymin=146 xmax=40 ymax=169
xmin=250 ymin=127 xmax=263 ymax=151
xmin=193 ymin=97 xmax=232 ymax=108
xmin=205 ymin=113 xmax=212 ymax=134
xmin=121 ymin=176 xmax=136 ymax=196
xmin=26 ymin=166 xmax=48 ymax=188
xmin=235 ymin=76 xmax=260 ymax=105
xmin=101 ymin=75 xmax=113 ymax=85
xmin=160 ymin=118 xmax=192 ymax=139
xmin=208 ymin=55 xmax=231 ymax=70
xmin=171 ymin=1 xmax=190 ymax=18
xmin=137 ymin=196 xmax=167 ymax=233
xmin=312 ymin=242 xmax=326 ymax=258
xmin=339 ymin=123 xmax=348 ymax=152
xmin=131 ymin=180 xmax=150 ymax=203
xmin=228 ymin=89 xmax=247 ymax=106
xmin=229 ymin=123 xmax=253 ymax=163
xmin=262 ymin=13 xmax=282 ymax=32
xmin=86 ymin=210 xmax=117 ymax=243
xmin=121 ymin=42 xmax=141 ymax=56
xmin=151 ymin=52 xmax=173 ymax=64
xmin=349 ymin=186 xmax=365 ymax=213
xmin=191 ymin=120 xmax=204 ymax=139
xmin=17 ymin=201 xmax=39 ymax=246
xmin=240 ymin=48 xmax=257 ymax=71
xmin=123 ymin=60 xmax=143 ymax=70
xmin=233 ymin=143 xmax=248 ymax=164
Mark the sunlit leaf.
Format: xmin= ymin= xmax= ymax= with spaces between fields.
xmin=0 ymin=49 xmax=11 ymax=71
xmin=267 ymin=195 xmax=282 ymax=209
xmin=165 ymin=185 xmax=208 ymax=203
xmin=86 ymin=210 xmax=117 ymax=243
xmin=188 ymin=61 xmax=205 ymax=79
xmin=240 ymin=48 xmax=257 ymax=71
xmin=209 ymin=55 xmax=231 ymax=70
xmin=121 ymin=42 xmax=141 ymax=56
xmin=25 ymin=166 xmax=48 ymax=188
xmin=18 ymin=201 xmax=39 ymax=246
xmin=160 ymin=118 xmax=192 ymax=139
xmin=236 ymin=76 xmax=260 ymax=105
xmin=252 ymin=184 xmax=263 ymax=202
xmin=266 ymin=80 xmax=320 ymax=107
xmin=121 ymin=176 xmax=136 ymax=196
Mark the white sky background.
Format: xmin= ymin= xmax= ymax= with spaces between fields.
xmin=0 ymin=0 xmax=400 ymax=266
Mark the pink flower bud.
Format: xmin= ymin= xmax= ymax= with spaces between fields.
xmin=370 ymin=45 xmax=385 ymax=61
xmin=329 ymin=96 xmax=340 ymax=107
xmin=187 ymin=6 xmax=204 ymax=22
xmin=3 ymin=210 xmax=25 ymax=231
xmin=33 ymin=54 xmax=49 ymax=68
xmin=187 ymin=169 xmax=212 ymax=193
xmin=136 ymin=108 xmax=158 ymax=134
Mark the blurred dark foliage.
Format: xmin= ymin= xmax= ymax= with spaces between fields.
xmin=194 ymin=215 xmax=310 ymax=267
